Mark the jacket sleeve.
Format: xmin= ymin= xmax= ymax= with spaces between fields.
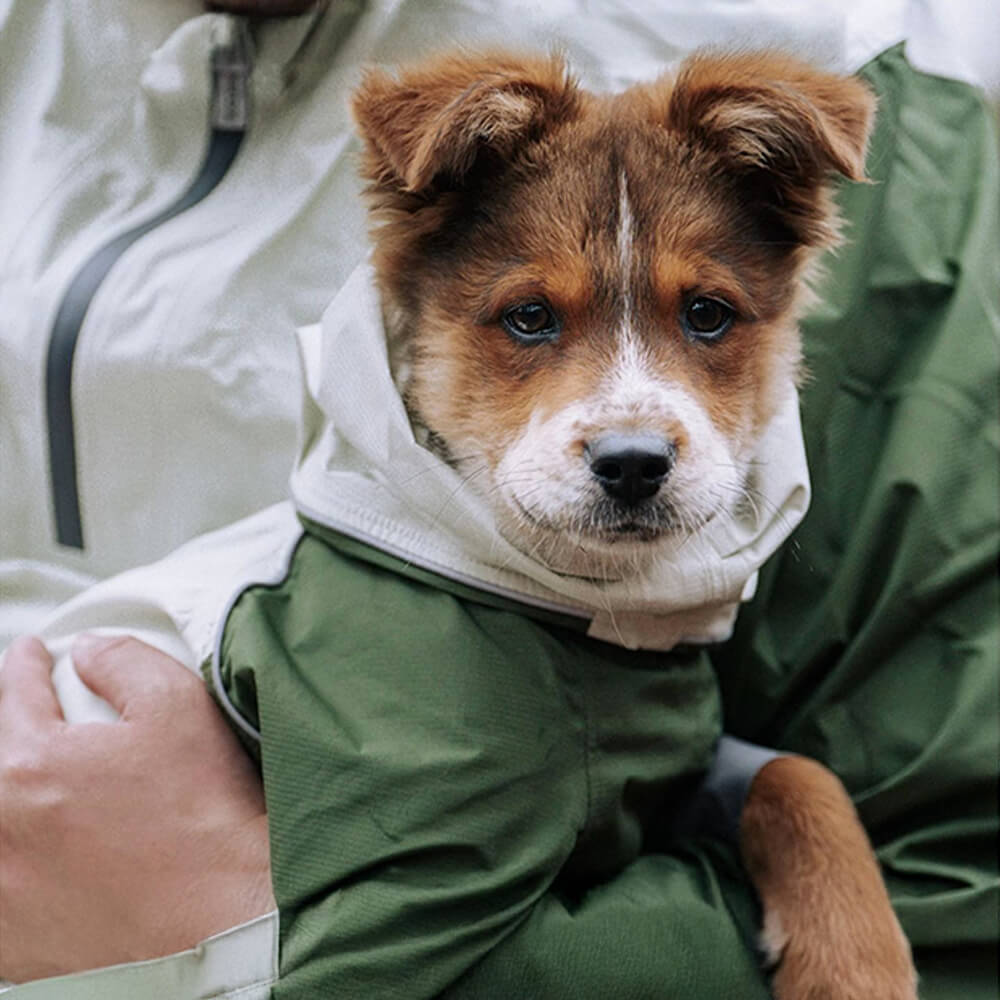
xmin=672 ymin=735 xmax=785 ymax=842
xmin=0 ymin=914 xmax=277 ymax=1000
xmin=8 ymin=503 xmax=304 ymax=725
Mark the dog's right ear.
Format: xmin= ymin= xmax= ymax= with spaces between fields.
xmin=351 ymin=51 xmax=578 ymax=195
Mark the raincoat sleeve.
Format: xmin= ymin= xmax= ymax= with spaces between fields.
xmin=674 ymin=735 xmax=785 ymax=841
xmin=0 ymin=504 xmax=303 ymax=999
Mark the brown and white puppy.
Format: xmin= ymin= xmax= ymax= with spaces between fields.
xmin=352 ymin=49 xmax=917 ymax=999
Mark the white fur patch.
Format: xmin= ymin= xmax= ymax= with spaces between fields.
xmin=617 ymin=170 xmax=635 ymax=322
xmin=759 ymin=906 xmax=790 ymax=968
xmin=491 ymin=359 xmax=747 ymax=573
xmin=615 ymin=170 xmax=644 ymax=366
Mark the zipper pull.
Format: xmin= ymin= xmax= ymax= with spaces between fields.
xmin=210 ymin=15 xmax=254 ymax=131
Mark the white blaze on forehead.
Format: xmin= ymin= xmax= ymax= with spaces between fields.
xmin=617 ymin=169 xmax=636 ymax=334
xmin=614 ymin=168 xmax=657 ymax=388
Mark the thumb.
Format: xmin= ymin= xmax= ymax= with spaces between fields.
xmin=72 ymin=634 xmax=199 ymax=717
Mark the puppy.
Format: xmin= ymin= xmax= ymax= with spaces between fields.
xmin=351 ymin=49 xmax=917 ymax=1000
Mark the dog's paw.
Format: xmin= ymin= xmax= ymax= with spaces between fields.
xmin=765 ymin=903 xmax=918 ymax=1000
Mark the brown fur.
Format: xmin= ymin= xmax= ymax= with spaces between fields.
xmin=351 ymin=50 xmax=874 ymax=477
xmin=742 ymin=757 xmax=918 ymax=999
xmin=351 ymin=49 xmax=915 ymax=998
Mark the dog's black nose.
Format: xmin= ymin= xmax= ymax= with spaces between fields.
xmin=587 ymin=434 xmax=676 ymax=506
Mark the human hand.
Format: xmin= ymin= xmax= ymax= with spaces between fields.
xmin=0 ymin=635 xmax=274 ymax=983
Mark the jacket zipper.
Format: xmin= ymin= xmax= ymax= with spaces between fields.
xmin=45 ymin=16 xmax=254 ymax=549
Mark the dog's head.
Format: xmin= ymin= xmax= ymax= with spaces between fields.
xmin=351 ymin=50 xmax=874 ymax=576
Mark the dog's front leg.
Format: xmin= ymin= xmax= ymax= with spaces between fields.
xmin=740 ymin=756 xmax=918 ymax=1000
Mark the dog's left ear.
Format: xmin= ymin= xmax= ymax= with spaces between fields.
xmin=667 ymin=52 xmax=876 ymax=245
xmin=352 ymin=51 xmax=579 ymax=195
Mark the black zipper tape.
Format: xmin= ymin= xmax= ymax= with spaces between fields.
xmin=45 ymin=18 xmax=252 ymax=549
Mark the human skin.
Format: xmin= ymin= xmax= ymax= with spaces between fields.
xmin=0 ymin=635 xmax=274 ymax=983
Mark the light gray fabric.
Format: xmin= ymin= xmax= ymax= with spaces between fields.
xmin=674 ymin=736 xmax=785 ymax=842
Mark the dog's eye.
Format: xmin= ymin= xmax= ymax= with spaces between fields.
xmin=683 ymin=297 xmax=734 ymax=342
xmin=502 ymin=302 xmax=560 ymax=344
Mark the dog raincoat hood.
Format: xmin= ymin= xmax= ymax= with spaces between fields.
xmin=291 ymin=263 xmax=811 ymax=651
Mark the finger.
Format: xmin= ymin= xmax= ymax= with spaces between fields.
xmin=0 ymin=636 xmax=65 ymax=727
xmin=72 ymin=634 xmax=198 ymax=718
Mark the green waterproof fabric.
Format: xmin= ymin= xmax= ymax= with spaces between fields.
xmin=217 ymin=45 xmax=998 ymax=1000
xmin=439 ymin=46 xmax=1000 ymax=1000
xmin=219 ymin=527 xmax=725 ymax=1000
xmin=712 ymin=45 xmax=1000 ymax=996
